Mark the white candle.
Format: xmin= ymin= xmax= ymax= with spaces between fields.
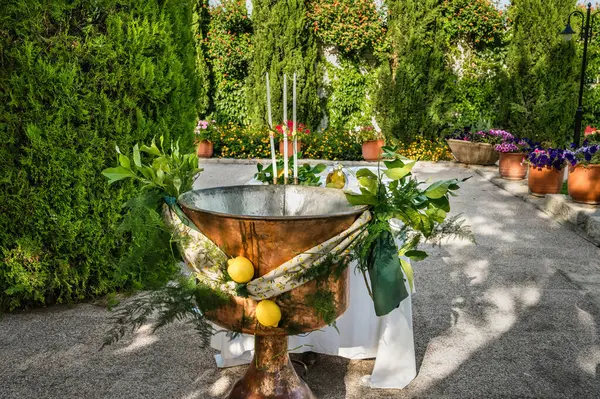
xmin=266 ymin=73 xmax=277 ymax=183
xmin=283 ymin=74 xmax=288 ymax=183
xmin=293 ymin=72 xmax=298 ymax=182
xmin=266 ymin=72 xmax=273 ymax=129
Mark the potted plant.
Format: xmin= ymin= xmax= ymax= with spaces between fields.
xmin=445 ymin=129 xmax=511 ymax=165
xmin=355 ymin=126 xmax=384 ymax=161
xmin=525 ymin=148 xmax=566 ymax=196
xmin=276 ymin=120 xmax=310 ymax=157
xmin=564 ymin=143 xmax=600 ymax=204
xmin=495 ymin=138 xmax=533 ymax=180
xmin=194 ymin=119 xmax=216 ymax=158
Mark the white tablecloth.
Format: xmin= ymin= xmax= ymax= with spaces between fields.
xmin=210 ymin=166 xmax=417 ymax=389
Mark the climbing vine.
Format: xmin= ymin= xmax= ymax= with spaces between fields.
xmin=206 ymin=0 xmax=252 ymax=124
xmin=325 ymin=59 xmax=377 ymax=130
xmin=441 ymin=0 xmax=506 ymax=48
xmin=307 ymin=0 xmax=387 ymax=56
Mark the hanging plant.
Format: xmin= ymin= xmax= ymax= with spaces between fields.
xmin=307 ymin=0 xmax=387 ymax=56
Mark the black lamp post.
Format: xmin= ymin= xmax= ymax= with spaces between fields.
xmin=561 ymin=3 xmax=600 ymax=147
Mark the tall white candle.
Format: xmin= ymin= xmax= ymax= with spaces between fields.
xmin=266 ymin=73 xmax=277 ymax=183
xmin=283 ymin=74 xmax=288 ymax=183
xmin=266 ymin=72 xmax=273 ymax=129
xmin=293 ymin=72 xmax=298 ymax=182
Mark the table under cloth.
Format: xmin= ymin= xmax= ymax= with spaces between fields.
xmin=209 ymin=166 xmax=417 ymax=389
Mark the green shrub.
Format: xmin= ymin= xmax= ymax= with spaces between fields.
xmin=0 ymin=0 xmax=199 ymax=310
xmin=498 ymin=0 xmax=578 ymax=145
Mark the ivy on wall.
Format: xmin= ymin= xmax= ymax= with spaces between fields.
xmin=206 ymin=0 xmax=252 ymax=124
xmin=308 ymin=0 xmax=388 ymax=57
xmin=325 ymin=59 xmax=376 ymax=130
xmin=441 ymin=0 xmax=505 ymax=48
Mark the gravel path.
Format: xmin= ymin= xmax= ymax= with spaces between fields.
xmin=1 ymin=162 xmax=598 ymax=398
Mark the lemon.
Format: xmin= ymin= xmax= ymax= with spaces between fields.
xmin=227 ymin=256 xmax=255 ymax=283
xmin=255 ymin=300 xmax=281 ymax=328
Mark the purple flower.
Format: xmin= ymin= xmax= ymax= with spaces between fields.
xmin=526 ymin=148 xmax=567 ymax=170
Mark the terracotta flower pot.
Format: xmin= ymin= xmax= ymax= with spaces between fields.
xmin=568 ymin=164 xmax=600 ymax=204
xmin=196 ymin=140 xmax=213 ymax=158
xmin=446 ymin=139 xmax=499 ymax=165
xmin=528 ymin=165 xmax=563 ymax=196
xmin=362 ymin=139 xmax=384 ymax=161
xmin=498 ymin=152 xmax=527 ymax=180
xmin=279 ymin=140 xmax=302 ymax=157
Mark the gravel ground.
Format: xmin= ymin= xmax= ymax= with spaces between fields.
xmin=1 ymin=161 xmax=599 ymax=399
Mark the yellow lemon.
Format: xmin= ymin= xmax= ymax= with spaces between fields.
xmin=227 ymin=256 xmax=254 ymax=283
xmin=255 ymin=300 xmax=281 ymax=328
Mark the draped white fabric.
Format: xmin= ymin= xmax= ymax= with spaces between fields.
xmin=210 ymin=166 xmax=417 ymax=389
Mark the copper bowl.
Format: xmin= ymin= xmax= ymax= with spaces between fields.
xmin=178 ymin=185 xmax=368 ymax=336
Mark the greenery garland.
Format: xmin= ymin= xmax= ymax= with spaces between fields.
xmin=100 ymin=137 xmax=472 ymax=344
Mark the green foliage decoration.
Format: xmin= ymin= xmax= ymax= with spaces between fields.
xmin=345 ymin=146 xmax=474 ymax=315
xmin=206 ymin=0 xmax=253 ymax=124
xmin=0 ymin=0 xmax=199 ymax=310
xmin=247 ymin=0 xmax=322 ymax=129
xmin=102 ymin=276 xmax=230 ymax=348
xmin=254 ymin=159 xmax=327 ymax=185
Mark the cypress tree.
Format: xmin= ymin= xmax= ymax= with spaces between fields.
xmin=499 ymin=0 xmax=578 ymax=145
xmin=194 ymin=0 xmax=212 ymax=116
xmin=247 ymin=0 xmax=321 ymax=129
xmin=0 ymin=0 xmax=199 ymax=310
xmin=377 ymin=0 xmax=455 ymax=141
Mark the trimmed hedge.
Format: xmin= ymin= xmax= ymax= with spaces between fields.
xmin=0 ymin=0 xmax=199 ymax=310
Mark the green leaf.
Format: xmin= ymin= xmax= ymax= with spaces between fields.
xmin=424 ymin=180 xmax=452 ymax=199
xmin=356 ymin=168 xmax=377 ymax=179
xmin=383 ymin=158 xmax=415 ymax=180
xmin=345 ymin=192 xmax=379 ymax=206
xmin=118 ymin=154 xmax=130 ymax=169
xmin=358 ymin=176 xmax=377 ymax=194
xmin=102 ymin=166 xmax=136 ymax=184
xmin=173 ymin=176 xmax=182 ymax=196
xmin=312 ymin=164 xmax=327 ymax=174
xmin=138 ymin=165 xmax=154 ymax=181
xmin=384 ymin=165 xmax=414 ymax=180
xmin=133 ymin=144 xmax=141 ymax=168
xmin=140 ymin=139 xmax=161 ymax=156
xmin=429 ymin=196 xmax=450 ymax=212
xmin=404 ymin=250 xmax=428 ymax=261
xmin=156 ymin=168 xmax=165 ymax=184
xmin=383 ymin=158 xmax=405 ymax=169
